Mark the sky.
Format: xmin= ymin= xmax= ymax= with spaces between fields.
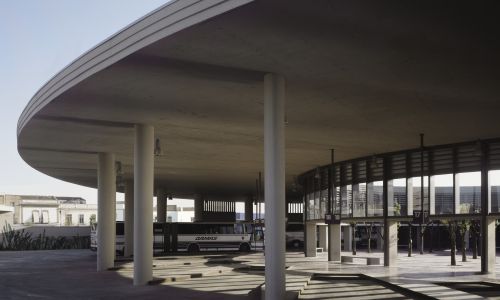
xmin=0 ymin=1 xmax=168 ymax=204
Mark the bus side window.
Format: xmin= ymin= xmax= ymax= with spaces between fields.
xmin=245 ymin=224 xmax=253 ymax=234
xmin=234 ymin=224 xmax=243 ymax=234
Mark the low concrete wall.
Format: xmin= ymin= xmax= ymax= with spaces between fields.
xmin=0 ymin=213 xmax=14 ymax=228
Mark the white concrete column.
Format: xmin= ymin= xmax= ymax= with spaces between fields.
xmin=133 ymin=124 xmax=154 ymax=285
xmin=124 ymin=180 xmax=134 ymax=257
xmin=417 ymin=226 xmax=424 ymax=253
xmin=194 ymin=195 xmax=203 ymax=222
xmin=343 ymin=226 xmax=352 ymax=251
xmin=384 ymin=219 xmax=398 ymax=266
xmin=328 ymin=224 xmax=341 ymax=261
xmin=318 ymin=225 xmax=328 ymax=250
xmin=429 ymin=176 xmax=436 ymax=215
xmin=481 ymin=216 xmax=496 ymax=273
xmin=156 ymin=187 xmax=167 ymax=223
xmin=377 ymin=226 xmax=384 ymax=251
xmin=305 ymin=222 xmax=317 ymax=257
xmin=454 ymin=174 xmax=461 ymax=214
xmin=407 ymin=178 xmax=414 ymax=216
xmin=97 ymin=152 xmax=116 ymax=271
xmin=245 ymin=197 xmax=254 ymax=221
xmin=264 ymin=73 xmax=286 ymax=300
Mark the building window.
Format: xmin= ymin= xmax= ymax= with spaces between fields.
xmin=32 ymin=210 xmax=40 ymax=223
xmin=65 ymin=214 xmax=73 ymax=226
xmin=79 ymin=214 xmax=85 ymax=225
xmin=41 ymin=210 xmax=49 ymax=224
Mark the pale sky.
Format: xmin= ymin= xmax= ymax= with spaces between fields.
xmin=0 ymin=1 xmax=168 ymax=204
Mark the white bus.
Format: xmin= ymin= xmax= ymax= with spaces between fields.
xmin=91 ymin=221 xmax=253 ymax=255
xmin=155 ymin=222 xmax=253 ymax=253
xmin=90 ymin=221 xmax=125 ymax=255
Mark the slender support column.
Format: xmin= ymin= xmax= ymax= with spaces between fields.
xmin=245 ymin=197 xmax=254 ymax=221
xmin=480 ymin=142 xmax=495 ymax=273
xmin=407 ymin=178 xmax=414 ymax=216
xmin=343 ymin=226 xmax=352 ymax=251
xmin=264 ymin=73 xmax=286 ymax=300
xmin=329 ymin=224 xmax=341 ymax=261
xmin=305 ymin=222 xmax=317 ymax=257
xmin=133 ymin=124 xmax=154 ymax=285
xmin=318 ymin=225 xmax=328 ymax=250
xmin=377 ymin=226 xmax=384 ymax=251
xmin=156 ymin=188 xmax=167 ymax=223
xmin=416 ymin=227 xmax=424 ymax=253
xmin=194 ymin=195 xmax=203 ymax=222
xmin=384 ymin=220 xmax=398 ymax=266
xmin=384 ymin=157 xmax=397 ymax=266
xmin=454 ymin=174 xmax=461 ymax=214
xmin=481 ymin=216 xmax=496 ymax=273
xmin=124 ymin=180 xmax=134 ymax=257
xmin=97 ymin=153 xmax=116 ymax=271
xmin=429 ymin=176 xmax=436 ymax=215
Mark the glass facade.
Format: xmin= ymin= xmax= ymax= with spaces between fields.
xmin=457 ymin=172 xmax=481 ymax=214
xmin=491 ymin=170 xmax=500 ymax=213
xmin=433 ymin=174 xmax=454 ymax=214
xmin=300 ymin=139 xmax=500 ymax=221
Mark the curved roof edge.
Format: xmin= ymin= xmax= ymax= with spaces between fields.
xmin=17 ymin=0 xmax=254 ymax=136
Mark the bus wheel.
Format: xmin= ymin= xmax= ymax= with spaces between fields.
xmin=239 ymin=243 xmax=251 ymax=252
xmin=187 ymin=243 xmax=200 ymax=253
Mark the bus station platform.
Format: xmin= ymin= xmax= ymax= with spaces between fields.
xmin=1 ymin=249 xmax=499 ymax=299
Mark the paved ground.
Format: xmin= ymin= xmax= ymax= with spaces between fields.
xmin=0 ymin=249 xmax=499 ymax=299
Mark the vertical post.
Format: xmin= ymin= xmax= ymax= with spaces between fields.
xmin=318 ymin=225 xmax=328 ymax=250
xmin=245 ymin=196 xmax=254 ymax=221
xmin=124 ymin=180 xmax=134 ymax=257
xmin=97 ymin=153 xmax=116 ymax=271
xmin=194 ymin=195 xmax=203 ymax=222
xmin=343 ymin=226 xmax=352 ymax=251
xmin=406 ymin=152 xmax=413 ymax=216
xmin=156 ymin=188 xmax=167 ymax=223
xmin=329 ymin=224 xmax=341 ymax=261
xmin=453 ymin=147 xmax=460 ymax=214
xmin=134 ymin=124 xmax=154 ymax=285
xmin=480 ymin=141 xmax=495 ymax=273
xmin=305 ymin=222 xmax=317 ymax=257
xmin=419 ymin=134 xmax=425 ymax=254
xmin=384 ymin=156 xmax=397 ymax=266
xmin=264 ymin=73 xmax=286 ymax=300
xmin=328 ymin=149 xmax=337 ymax=261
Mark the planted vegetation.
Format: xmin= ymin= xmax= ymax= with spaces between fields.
xmin=0 ymin=223 xmax=90 ymax=251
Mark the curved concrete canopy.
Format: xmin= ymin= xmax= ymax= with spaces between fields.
xmin=17 ymin=0 xmax=500 ymax=198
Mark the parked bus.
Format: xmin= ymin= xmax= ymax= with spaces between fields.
xmin=90 ymin=221 xmax=125 ymax=255
xmin=155 ymin=222 xmax=253 ymax=253
xmin=91 ymin=221 xmax=253 ymax=255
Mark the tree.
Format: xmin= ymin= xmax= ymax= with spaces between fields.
xmin=444 ymin=220 xmax=457 ymax=266
xmin=89 ymin=214 xmax=97 ymax=227
xmin=350 ymin=222 xmax=357 ymax=255
xmin=366 ymin=222 xmax=373 ymax=253
xmin=470 ymin=220 xmax=479 ymax=259
xmin=457 ymin=220 xmax=470 ymax=262
xmin=408 ymin=221 xmax=413 ymax=257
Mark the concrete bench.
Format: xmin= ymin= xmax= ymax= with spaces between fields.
xmin=316 ymin=247 xmax=324 ymax=253
xmin=341 ymin=255 xmax=380 ymax=265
